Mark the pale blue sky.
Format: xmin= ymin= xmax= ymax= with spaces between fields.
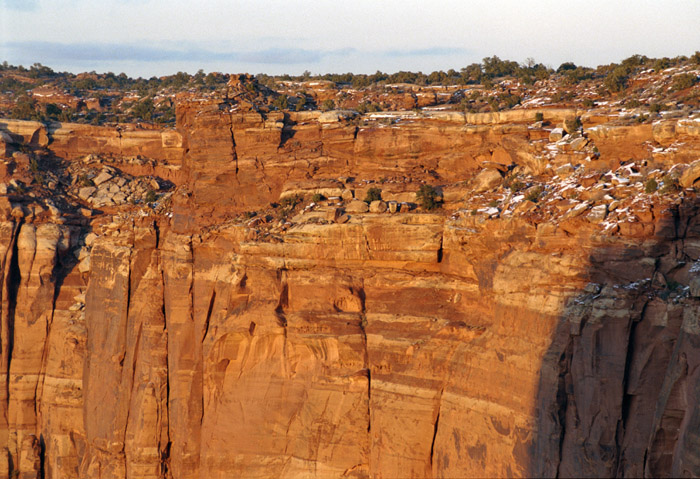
xmin=1 ymin=0 xmax=699 ymax=77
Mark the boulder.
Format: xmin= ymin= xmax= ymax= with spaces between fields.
xmin=345 ymin=200 xmax=369 ymax=213
xmin=689 ymin=276 xmax=700 ymax=298
xmin=326 ymin=207 xmax=344 ymax=222
xmin=369 ymin=200 xmax=388 ymax=213
xmin=680 ymin=159 xmax=700 ymax=188
xmin=480 ymin=160 xmax=508 ymax=173
xmin=563 ymin=117 xmax=581 ymax=134
xmin=472 ymin=168 xmax=503 ymax=193
xmin=84 ymin=233 xmax=98 ymax=246
xmin=587 ymin=204 xmax=608 ymax=223
xmin=78 ymin=255 xmax=91 ymax=273
xmin=93 ymin=171 xmax=113 ymax=185
xmin=556 ymin=164 xmax=575 ymax=178
xmin=570 ymin=137 xmax=588 ymax=151
xmin=318 ymin=110 xmax=359 ymax=123
xmin=549 ymin=128 xmax=566 ymax=142
xmin=78 ymin=187 xmax=96 ymax=200
xmin=652 ymin=121 xmax=676 ymax=143
xmin=341 ymin=189 xmax=354 ymax=201
xmin=388 ymin=201 xmax=399 ymax=214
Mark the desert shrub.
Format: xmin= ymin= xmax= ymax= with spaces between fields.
xmin=562 ymin=67 xmax=594 ymax=85
xmin=653 ymin=58 xmax=672 ymax=71
xmin=280 ymin=194 xmax=302 ymax=208
xmin=673 ymin=73 xmax=698 ymax=91
xmin=645 ymin=178 xmax=658 ymax=193
xmin=311 ymin=193 xmax=324 ymax=203
xmin=524 ymin=185 xmax=543 ymax=202
xmin=557 ymin=62 xmax=577 ymax=73
xmin=604 ymin=67 xmax=628 ymax=93
xmin=77 ymin=174 xmax=94 ymax=187
xmin=356 ymin=102 xmax=382 ymax=114
xmin=321 ymin=99 xmax=336 ymax=111
xmin=45 ymin=103 xmax=62 ymax=120
xmin=625 ymin=99 xmax=641 ymax=108
xmin=659 ymin=175 xmax=680 ymax=194
xmin=482 ymin=56 xmax=519 ymax=78
xmin=29 ymin=158 xmax=43 ymax=184
xmin=499 ymin=93 xmax=521 ymax=109
xmin=504 ymin=175 xmax=526 ymax=192
xmin=649 ymin=103 xmax=662 ymax=114
xmin=582 ymin=98 xmax=595 ymax=108
xmin=415 ymin=184 xmax=440 ymax=210
xmin=272 ymin=94 xmax=288 ymax=110
xmin=144 ymin=189 xmax=158 ymax=203
xmin=364 ymin=187 xmax=382 ymax=203
xmin=131 ymin=98 xmax=154 ymax=121
xmin=534 ymin=112 xmax=544 ymax=122
xmin=10 ymin=95 xmax=39 ymax=120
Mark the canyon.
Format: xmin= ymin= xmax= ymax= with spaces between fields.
xmin=0 ymin=88 xmax=700 ymax=479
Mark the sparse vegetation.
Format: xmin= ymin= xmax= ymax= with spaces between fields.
xmin=504 ymin=175 xmax=526 ymax=192
xmin=524 ymin=186 xmax=543 ymax=202
xmin=415 ymin=184 xmax=441 ymax=210
xmin=645 ymin=178 xmax=658 ymax=193
xmin=659 ymin=175 xmax=680 ymax=194
xmin=582 ymin=99 xmax=595 ymax=109
xmin=144 ymin=189 xmax=158 ymax=203
xmin=673 ymin=73 xmax=698 ymax=91
xmin=280 ymin=194 xmax=302 ymax=208
xmin=272 ymin=94 xmax=289 ymax=110
xmin=77 ymin=174 xmax=94 ymax=187
xmin=0 ymin=52 xmax=697 ymax=127
xmin=364 ymin=187 xmax=382 ymax=203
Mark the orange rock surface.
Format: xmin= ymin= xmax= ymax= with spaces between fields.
xmin=1 ymin=98 xmax=700 ymax=478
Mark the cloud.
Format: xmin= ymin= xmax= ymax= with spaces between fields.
xmin=6 ymin=41 xmax=467 ymax=66
xmin=1 ymin=0 xmax=38 ymax=11
xmin=4 ymin=41 xmax=351 ymax=65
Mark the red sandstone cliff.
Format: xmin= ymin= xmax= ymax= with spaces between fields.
xmin=0 ymin=101 xmax=700 ymax=478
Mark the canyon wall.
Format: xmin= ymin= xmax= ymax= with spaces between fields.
xmin=1 ymin=105 xmax=700 ymax=478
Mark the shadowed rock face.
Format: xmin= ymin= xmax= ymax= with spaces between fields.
xmin=1 ymin=103 xmax=700 ymax=478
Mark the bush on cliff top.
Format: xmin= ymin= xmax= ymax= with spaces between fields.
xmin=364 ymin=187 xmax=382 ymax=203
xmin=415 ymin=184 xmax=441 ymax=210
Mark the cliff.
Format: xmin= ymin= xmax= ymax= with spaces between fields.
xmin=1 ymin=102 xmax=700 ymax=478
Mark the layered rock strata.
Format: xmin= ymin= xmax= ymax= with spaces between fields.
xmin=0 ymin=105 xmax=699 ymax=478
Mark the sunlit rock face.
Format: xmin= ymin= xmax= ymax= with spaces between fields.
xmin=1 ymin=98 xmax=700 ymax=478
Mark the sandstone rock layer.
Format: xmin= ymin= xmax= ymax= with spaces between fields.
xmin=1 ymin=104 xmax=700 ymax=478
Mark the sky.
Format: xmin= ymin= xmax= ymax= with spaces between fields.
xmin=1 ymin=0 xmax=699 ymax=78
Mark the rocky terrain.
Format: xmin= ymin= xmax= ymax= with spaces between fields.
xmin=0 ymin=58 xmax=699 ymax=478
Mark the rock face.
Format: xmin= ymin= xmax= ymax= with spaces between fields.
xmin=1 ymin=101 xmax=700 ymax=479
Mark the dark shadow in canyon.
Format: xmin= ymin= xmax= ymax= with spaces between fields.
xmin=531 ymin=197 xmax=700 ymax=478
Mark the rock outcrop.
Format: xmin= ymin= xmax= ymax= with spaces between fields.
xmin=1 ymin=99 xmax=700 ymax=478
